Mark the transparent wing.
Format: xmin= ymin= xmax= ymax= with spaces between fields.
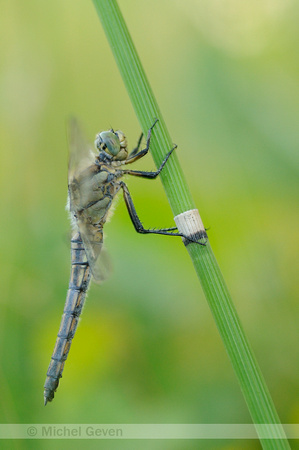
xmin=66 ymin=229 xmax=112 ymax=283
xmin=93 ymin=245 xmax=113 ymax=284
xmin=76 ymin=217 xmax=104 ymax=281
xmin=79 ymin=224 xmax=112 ymax=283
xmin=68 ymin=117 xmax=96 ymax=186
xmin=68 ymin=119 xmax=104 ymax=281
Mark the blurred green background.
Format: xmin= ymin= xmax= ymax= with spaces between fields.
xmin=0 ymin=0 xmax=298 ymax=448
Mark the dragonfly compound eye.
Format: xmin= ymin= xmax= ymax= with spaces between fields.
xmin=95 ymin=131 xmax=120 ymax=156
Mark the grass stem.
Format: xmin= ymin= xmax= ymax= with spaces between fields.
xmin=92 ymin=1 xmax=289 ymax=447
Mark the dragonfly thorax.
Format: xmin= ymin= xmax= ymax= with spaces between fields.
xmin=95 ymin=129 xmax=128 ymax=161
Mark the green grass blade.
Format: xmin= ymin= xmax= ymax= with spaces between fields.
xmin=92 ymin=1 xmax=290 ymax=447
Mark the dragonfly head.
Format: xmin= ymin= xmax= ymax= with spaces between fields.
xmin=95 ymin=130 xmax=128 ymax=161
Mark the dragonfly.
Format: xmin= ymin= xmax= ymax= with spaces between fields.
xmin=43 ymin=118 xmax=206 ymax=405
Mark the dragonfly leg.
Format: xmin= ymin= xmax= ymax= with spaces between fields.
xmin=120 ymin=181 xmax=207 ymax=245
xmin=121 ymin=144 xmax=176 ymax=179
xmin=125 ymin=118 xmax=158 ymax=164
xmin=128 ymin=131 xmax=143 ymax=157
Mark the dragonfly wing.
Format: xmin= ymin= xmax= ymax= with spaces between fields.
xmin=68 ymin=118 xmax=95 ymax=179
xmin=76 ymin=216 xmax=103 ymax=281
xmin=89 ymin=244 xmax=112 ymax=284
xmin=68 ymin=119 xmax=104 ymax=281
xmin=78 ymin=224 xmax=112 ymax=283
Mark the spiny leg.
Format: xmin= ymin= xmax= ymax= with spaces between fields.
xmin=128 ymin=132 xmax=143 ymax=157
xmin=125 ymin=118 xmax=159 ymax=165
xmin=120 ymin=181 xmax=206 ymax=245
xmin=121 ymin=145 xmax=176 ymax=179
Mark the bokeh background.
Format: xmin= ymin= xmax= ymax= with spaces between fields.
xmin=1 ymin=0 xmax=298 ymax=449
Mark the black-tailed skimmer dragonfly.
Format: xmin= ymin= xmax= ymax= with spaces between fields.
xmin=43 ymin=119 xmax=206 ymax=405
